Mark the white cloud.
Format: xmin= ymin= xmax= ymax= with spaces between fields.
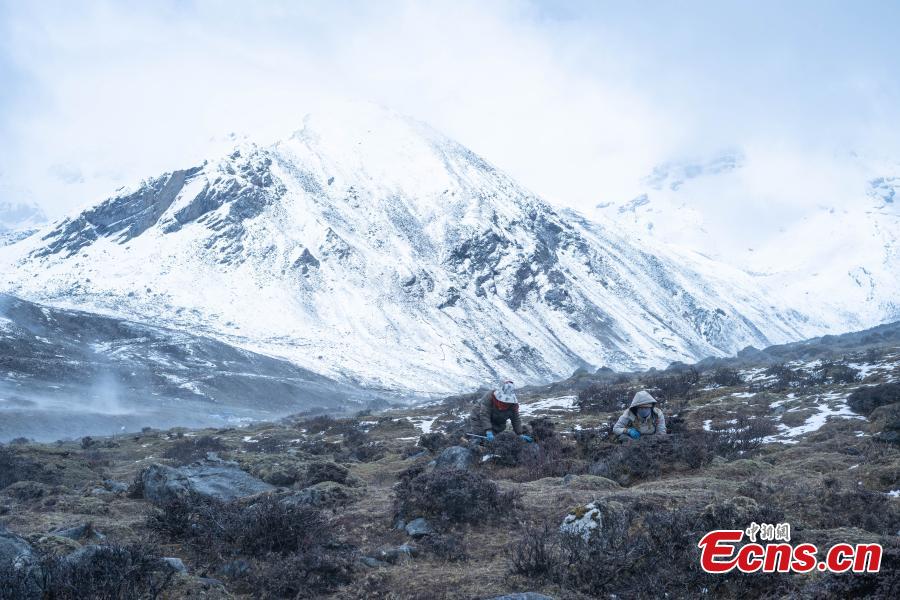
xmin=0 ymin=0 xmax=898 ymax=224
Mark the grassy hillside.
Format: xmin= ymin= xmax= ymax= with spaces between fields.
xmin=1 ymin=324 xmax=899 ymax=598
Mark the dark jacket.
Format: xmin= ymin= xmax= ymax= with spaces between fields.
xmin=469 ymin=390 xmax=522 ymax=435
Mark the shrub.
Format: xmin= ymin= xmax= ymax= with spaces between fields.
xmin=645 ymin=367 xmax=700 ymax=403
xmin=508 ymin=499 xmax=790 ymax=598
xmin=0 ymin=446 xmax=57 ymax=490
xmin=709 ymin=411 xmax=778 ymax=456
xmin=296 ymin=415 xmax=336 ymax=434
xmin=802 ymin=542 xmax=899 ymax=599
xmin=488 ymin=431 xmax=526 ymax=467
xmin=1 ymin=543 xmax=177 ymax=600
xmin=588 ymin=432 xmax=715 ymax=485
xmin=147 ymin=492 xmax=354 ymax=597
xmin=244 ymin=436 xmax=285 ymax=454
xmin=816 ymin=479 xmax=900 ymax=536
xmin=576 ymin=382 xmax=634 ymax=412
xmin=162 ymin=435 xmax=227 ymax=464
xmin=0 ymin=446 xmax=19 ymax=490
xmin=765 ymin=364 xmax=801 ymax=391
xmin=241 ymin=550 xmax=355 ymax=598
xmin=342 ymin=429 xmax=384 ymax=462
xmin=816 ymin=361 xmax=860 ymax=384
xmin=303 ymin=462 xmax=349 ymax=486
xmin=848 ymin=383 xmax=900 ymax=416
xmin=528 ymin=417 xmax=556 ymax=442
xmin=711 ymin=367 xmax=744 ymax=387
xmin=420 ymin=533 xmax=469 ymax=562
xmin=393 ymin=466 xmax=519 ymax=524
xmin=508 ymin=524 xmax=557 ymax=579
xmin=418 ymin=432 xmax=454 ymax=454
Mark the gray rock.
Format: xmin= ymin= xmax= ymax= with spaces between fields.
xmin=161 ymin=557 xmax=187 ymax=573
xmin=142 ymin=460 xmax=275 ymax=504
xmin=103 ymin=479 xmax=129 ymax=494
xmin=0 ymin=525 xmax=34 ymax=570
xmin=404 ymin=517 xmax=433 ymax=538
xmin=52 ymin=522 xmax=106 ymax=542
xmin=433 ymin=446 xmax=475 ymax=471
xmin=0 ymin=525 xmax=39 ymax=598
xmin=486 ymin=594 xmax=554 ymax=600
xmin=378 ymin=543 xmax=418 ymax=564
xmin=62 ymin=545 xmax=107 ymax=569
xmin=359 ymin=556 xmax=387 ymax=568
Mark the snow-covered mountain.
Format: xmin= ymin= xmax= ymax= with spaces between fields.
xmin=0 ymin=201 xmax=47 ymax=246
xmin=0 ymin=294 xmax=377 ymax=441
xmin=0 ymin=105 xmax=833 ymax=395
xmin=595 ymin=152 xmax=900 ymax=332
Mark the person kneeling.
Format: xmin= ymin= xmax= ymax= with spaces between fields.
xmin=613 ymin=390 xmax=666 ymax=441
xmin=468 ymin=381 xmax=533 ymax=443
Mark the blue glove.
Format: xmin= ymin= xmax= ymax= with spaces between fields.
xmin=520 ymin=435 xmax=533 ymax=443
xmin=627 ymin=428 xmax=641 ymax=440
xmin=485 ymin=431 xmax=495 ymax=442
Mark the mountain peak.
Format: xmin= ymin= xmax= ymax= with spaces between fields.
xmin=0 ymin=110 xmax=835 ymax=394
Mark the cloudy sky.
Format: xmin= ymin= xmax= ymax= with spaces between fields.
xmin=2 ymin=0 xmax=899 ymax=229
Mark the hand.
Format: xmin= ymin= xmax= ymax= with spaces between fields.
xmin=520 ymin=434 xmax=533 ymax=443
xmin=485 ymin=431 xmax=495 ymax=442
xmin=627 ymin=428 xmax=641 ymax=440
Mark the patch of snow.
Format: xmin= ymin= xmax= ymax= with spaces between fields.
xmin=412 ymin=415 xmax=439 ymax=434
xmin=763 ymin=395 xmax=865 ymax=444
xmin=519 ymin=395 xmax=577 ymax=417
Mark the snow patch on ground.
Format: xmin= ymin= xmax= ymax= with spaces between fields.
xmin=519 ymin=395 xmax=577 ymax=417
xmin=763 ymin=392 xmax=865 ymax=444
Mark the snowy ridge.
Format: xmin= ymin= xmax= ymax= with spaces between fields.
xmin=595 ymin=152 xmax=900 ymax=331
xmin=0 ymin=104 xmax=837 ymax=395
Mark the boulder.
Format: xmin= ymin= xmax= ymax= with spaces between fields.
xmin=102 ymin=479 xmax=129 ymax=494
xmin=161 ymin=557 xmax=187 ymax=573
xmin=377 ymin=543 xmax=417 ymax=564
xmin=51 ymin=522 xmax=106 ymax=542
xmin=433 ymin=446 xmax=475 ymax=471
xmin=141 ymin=460 xmax=275 ymax=504
xmin=486 ymin=594 xmax=554 ymax=600
xmin=404 ymin=517 xmax=433 ymax=538
xmin=0 ymin=526 xmax=39 ymax=599
xmin=559 ymin=499 xmax=630 ymax=544
xmin=0 ymin=525 xmax=35 ymax=570
xmin=359 ymin=555 xmax=387 ymax=568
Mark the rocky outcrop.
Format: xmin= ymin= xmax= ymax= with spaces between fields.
xmin=141 ymin=459 xmax=275 ymax=504
xmin=433 ymin=446 xmax=475 ymax=471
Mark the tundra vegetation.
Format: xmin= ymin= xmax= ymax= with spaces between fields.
xmin=1 ymin=323 xmax=899 ymax=598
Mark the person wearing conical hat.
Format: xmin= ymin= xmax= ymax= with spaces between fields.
xmin=468 ymin=381 xmax=533 ymax=443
